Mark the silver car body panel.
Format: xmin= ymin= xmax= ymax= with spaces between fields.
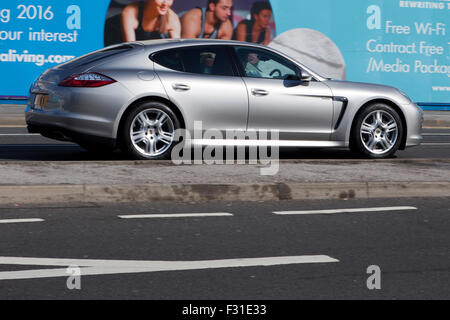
xmin=155 ymin=66 xmax=249 ymax=135
xmin=25 ymin=39 xmax=423 ymax=149
xmin=242 ymin=77 xmax=333 ymax=141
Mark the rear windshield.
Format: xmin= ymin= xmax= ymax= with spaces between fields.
xmin=55 ymin=45 xmax=134 ymax=69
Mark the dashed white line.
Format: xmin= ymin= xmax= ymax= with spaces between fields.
xmin=118 ymin=212 xmax=234 ymax=219
xmin=0 ymin=218 xmax=44 ymax=224
xmin=273 ymin=206 xmax=418 ymax=215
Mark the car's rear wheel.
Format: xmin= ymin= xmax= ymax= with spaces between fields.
xmin=351 ymin=103 xmax=403 ymax=158
xmin=121 ymin=101 xmax=180 ymax=160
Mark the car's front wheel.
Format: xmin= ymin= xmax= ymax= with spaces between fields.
xmin=121 ymin=101 xmax=180 ymax=160
xmin=351 ymin=103 xmax=403 ymax=158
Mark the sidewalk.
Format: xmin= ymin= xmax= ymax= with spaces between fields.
xmin=1 ymin=104 xmax=449 ymax=128
xmin=0 ymin=104 xmax=449 ymax=205
xmin=423 ymin=111 xmax=450 ymax=128
xmin=0 ymin=104 xmax=27 ymax=126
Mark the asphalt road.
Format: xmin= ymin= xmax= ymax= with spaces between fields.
xmin=0 ymin=126 xmax=449 ymax=160
xmin=0 ymin=197 xmax=448 ymax=300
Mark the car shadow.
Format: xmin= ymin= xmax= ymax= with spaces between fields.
xmin=0 ymin=144 xmax=375 ymax=161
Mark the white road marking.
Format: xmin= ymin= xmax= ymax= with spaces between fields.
xmin=0 ymin=134 xmax=40 ymax=136
xmin=274 ymin=206 xmax=418 ymax=215
xmin=422 ymin=143 xmax=450 ymax=145
xmin=422 ymin=133 xmax=450 ymax=136
xmin=0 ymin=218 xmax=44 ymax=224
xmin=119 ymin=213 xmax=234 ymax=219
xmin=0 ymin=125 xmax=27 ymax=128
xmin=0 ymin=255 xmax=339 ymax=280
xmin=422 ymin=127 xmax=450 ymax=129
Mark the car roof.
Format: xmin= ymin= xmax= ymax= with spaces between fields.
xmin=137 ymin=38 xmax=266 ymax=51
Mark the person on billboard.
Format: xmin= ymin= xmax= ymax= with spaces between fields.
xmin=234 ymin=1 xmax=272 ymax=45
xmin=180 ymin=0 xmax=233 ymax=40
xmin=121 ymin=0 xmax=181 ymax=41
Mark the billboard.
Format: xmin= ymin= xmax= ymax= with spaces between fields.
xmin=0 ymin=0 xmax=449 ymax=105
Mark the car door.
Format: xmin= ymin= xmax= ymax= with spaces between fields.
xmin=232 ymin=46 xmax=334 ymax=141
xmin=152 ymin=45 xmax=248 ymax=137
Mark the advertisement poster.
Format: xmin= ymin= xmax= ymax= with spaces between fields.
xmin=0 ymin=0 xmax=449 ymax=105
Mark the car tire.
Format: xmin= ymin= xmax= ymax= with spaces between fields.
xmin=120 ymin=101 xmax=181 ymax=160
xmin=351 ymin=103 xmax=403 ymax=158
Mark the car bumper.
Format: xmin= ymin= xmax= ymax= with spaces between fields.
xmin=403 ymin=103 xmax=424 ymax=148
xmin=25 ymin=81 xmax=132 ymax=147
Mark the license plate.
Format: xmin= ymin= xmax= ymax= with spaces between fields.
xmin=34 ymin=94 xmax=49 ymax=109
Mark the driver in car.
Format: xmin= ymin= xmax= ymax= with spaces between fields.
xmin=245 ymin=53 xmax=264 ymax=77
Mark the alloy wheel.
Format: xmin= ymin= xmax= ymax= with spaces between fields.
xmin=360 ymin=110 xmax=398 ymax=155
xmin=130 ymin=108 xmax=175 ymax=157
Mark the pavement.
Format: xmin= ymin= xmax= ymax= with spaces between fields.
xmin=422 ymin=111 xmax=450 ymax=128
xmin=0 ymin=104 xmax=449 ymax=205
xmin=0 ymin=104 xmax=27 ymax=126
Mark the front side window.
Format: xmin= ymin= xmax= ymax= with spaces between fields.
xmin=233 ymin=46 xmax=300 ymax=80
xmin=152 ymin=46 xmax=234 ymax=77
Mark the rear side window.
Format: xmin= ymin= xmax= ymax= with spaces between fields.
xmin=152 ymin=46 xmax=235 ymax=77
xmin=152 ymin=50 xmax=184 ymax=72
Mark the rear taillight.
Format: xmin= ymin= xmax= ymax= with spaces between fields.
xmin=59 ymin=73 xmax=116 ymax=87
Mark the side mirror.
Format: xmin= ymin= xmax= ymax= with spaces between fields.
xmin=284 ymin=74 xmax=300 ymax=81
xmin=301 ymin=73 xmax=312 ymax=83
xmin=300 ymin=72 xmax=312 ymax=86
xmin=283 ymin=74 xmax=302 ymax=88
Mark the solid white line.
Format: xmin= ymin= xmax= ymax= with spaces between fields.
xmin=0 ymin=125 xmax=27 ymax=128
xmin=422 ymin=133 xmax=450 ymax=136
xmin=118 ymin=212 xmax=234 ymax=219
xmin=0 ymin=255 xmax=339 ymax=280
xmin=422 ymin=127 xmax=450 ymax=129
xmin=0 ymin=218 xmax=44 ymax=224
xmin=422 ymin=143 xmax=450 ymax=145
xmin=0 ymin=134 xmax=39 ymax=136
xmin=274 ymin=206 xmax=418 ymax=215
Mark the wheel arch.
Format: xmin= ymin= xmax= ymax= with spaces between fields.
xmin=115 ymin=96 xmax=186 ymax=146
xmin=349 ymin=98 xmax=408 ymax=150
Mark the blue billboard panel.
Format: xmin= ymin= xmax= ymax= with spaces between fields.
xmin=0 ymin=0 xmax=108 ymax=98
xmin=271 ymin=0 xmax=449 ymax=103
xmin=0 ymin=0 xmax=448 ymax=104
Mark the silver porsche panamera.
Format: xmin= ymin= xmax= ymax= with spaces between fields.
xmin=26 ymin=39 xmax=423 ymax=159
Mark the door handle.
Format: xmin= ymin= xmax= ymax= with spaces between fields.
xmin=172 ymin=83 xmax=191 ymax=91
xmin=251 ymin=88 xmax=269 ymax=96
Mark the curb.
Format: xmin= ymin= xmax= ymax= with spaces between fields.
xmin=0 ymin=181 xmax=449 ymax=205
